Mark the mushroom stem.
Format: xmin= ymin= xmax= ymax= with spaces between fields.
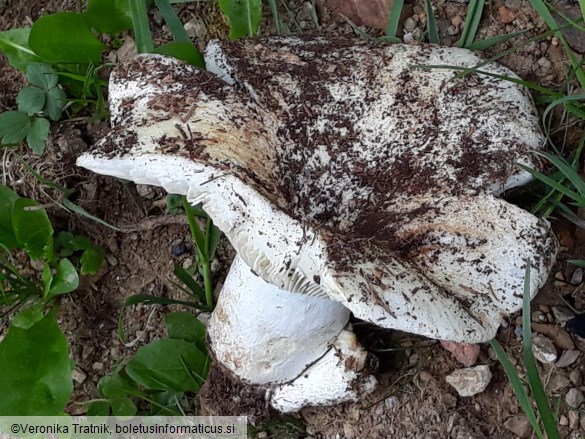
xmin=208 ymin=255 xmax=377 ymax=411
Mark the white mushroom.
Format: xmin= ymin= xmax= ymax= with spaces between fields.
xmin=77 ymin=37 xmax=558 ymax=412
xmin=212 ymin=255 xmax=376 ymax=413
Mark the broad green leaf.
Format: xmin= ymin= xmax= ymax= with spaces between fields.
xmin=218 ymin=0 xmax=262 ymax=39
xmin=148 ymin=391 xmax=183 ymax=415
xmin=166 ymin=194 xmax=183 ymax=215
xmin=98 ymin=371 xmax=138 ymax=399
xmin=165 ymin=311 xmax=206 ymax=350
xmin=12 ymin=301 xmax=44 ymax=329
xmin=0 ymin=111 xmax=31 ymax=145
xmin=44 ymin=86 xmax=67 ymax=121
xmin=0 ymin=312 xmax=73 ymax=415
xmin=12 ymin=198 xmax=53 ymax=260
xmin=47 ymin=258 xmax=79 ymax=298
xmin=42 ymin=263 xmax=53 ymax=297
xmin=26 ymin=117 xmax=50 ymax=155
xmin=55 ymin=231 xmax=91 ymax=256
xmin=153 ymin=42 xmax=205 ymax=68
xmin=26 ymin=63 xmax=58 ymax=90
xmin=87 ymin=0 xmax=133 ymax=34
xmin=29 ymin=13 xmax=106 ymax=64
xmin=0 ymin=184 xmax=20 ymax=249
xmin=16 ymin=86 xmax=46 ymax=115
xmin=126 ymin=339 xmax=209 ymax=392
xmin=80 ymin=245 xmax=104 ymax=276
xmin=87 ymin=400 xmax=111 ymax=416
xmin=111 ymin=397 xmax=137 ymax=417
xmin=0 ymin=28 xmax=41 ymax=72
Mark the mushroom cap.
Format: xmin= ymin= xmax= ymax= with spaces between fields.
xmin=77 ymin=37 xmax=557 ymax=343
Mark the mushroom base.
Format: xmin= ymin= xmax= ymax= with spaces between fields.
xmin=207 ymin=255 xmax=378 ymax=413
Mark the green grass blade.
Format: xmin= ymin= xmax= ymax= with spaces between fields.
xmin=556 ymin=201 xmax=585 ymax=228
xmin=155 ymin=0 xmax=191 ymax=43
xmin=129 ymin=0 xmax=154 ymax=53
xmin=410 ymin=64 xmax=559 ymax=95
xmin=423 ymin=0 xmax=439 ymax=44
xmin=521 ymin=264 xmax=560 ymax=438
xmin=267 ymin=0 xmax=281 ymax=35
xmin=467 ymin=29 xmax=528 ymax=51
xmin=385 ymin=0 xmax=404 ymax=39
xmin=517 ymin=163 xmax=585 ymax=205
xmin=181 ymin=196 xmax=207 ymax=261
xmin=542 ymin=94 xmax=585 ymax=128
xmin=534 ymin=150 xmax=585 ymax=197
xmin=462 ymin=0 xmax=485 ymax=47
xmin=62 ymin=199 xmax=123 ymax=232
xmin=450 ymin=20 xmax=579 ymax=80
xmin=568 ymin=259 xmax=585 ymax=267
xmin=489 ymin=339 xmax=543 ymax=438
xmin=173 ymin=265 xmax=206 ymax=303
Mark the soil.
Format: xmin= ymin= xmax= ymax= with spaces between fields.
xmin=1 ymin=0 xmax=585 ymax=438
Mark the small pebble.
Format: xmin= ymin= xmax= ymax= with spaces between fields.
xmin=560 ymin=415 xmax=569 ymax=426
xmin=569 ymin=370 xmax=582 ymax=386
xmin=72 ymin=368 xmax=87 ymax=384
xmin=172 ymin=242 xmax=190 ymax=257
xmin=504 ymin=0 xmax=523 ymax=10
xmin=419 ymin=370 xmax=433 ymax=382
xmin=443 ymin=393 xmax=457 ymax=408
xmin=571 ymin=268 xmax=583 ymax=285
xmin=105 ymin=254 xmax=118 ymax=267
xmin=556 ymin=350 xmax=581 ymax=368
xmin=532 ymin=334 xmax=557 ymax=364
xmin=404 ymin=17 xmax=417 ymax=32
xmin=566 ymin=388 xmax=585 ymax=408
xmin=549 ymin=373 xmax=571 ymax=393
xmin=451 ymin=15 xmax=463 ymax=28
xmin=532 ymin=310 xmax=547 ymax=322
xmin=403 ymin=33 xmax=414 ymax=44
xmin=568 ymin=410 xmax=579 ymax=429
xmin=446 ymin=365 xmax=492 ymax=397
xmin=384 ymin=396 xmax=398 ymax=410
xmin=136 ymin=184 xmax=155 ymax=199
xmin=503 ymin=415 xmax=532 ymax=438
xmin=92 ymin=362 xmax=104 ymax=371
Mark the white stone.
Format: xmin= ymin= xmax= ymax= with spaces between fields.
xmin=532 ymin=334 xmax=557 ymax=364
xmin=556 ymin=350 xmax=580 ymax=368
xmin=566 ymin=388 xmax=585 ymax=408
xmin=446 ymin=365 xmax=492 ymax=397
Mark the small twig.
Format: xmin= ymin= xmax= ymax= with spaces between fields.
xmin=123 ymin=306 xmax=159 ymax=348
xmin=115 ymin=215 xmax=188 ymax=232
